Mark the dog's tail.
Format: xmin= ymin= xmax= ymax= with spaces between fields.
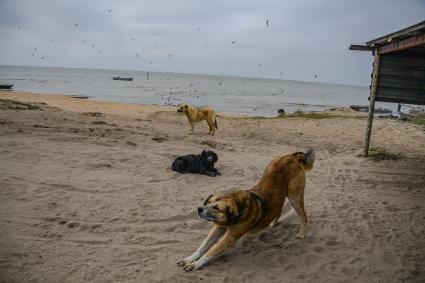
xmin=214 ymin=117 xmax=218 ymax=129
xmin=295 ymin=148 xmax=315 ymax=171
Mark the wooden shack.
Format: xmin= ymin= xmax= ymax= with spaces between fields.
xmin=349 ymin=21 xmax=425 ymax=156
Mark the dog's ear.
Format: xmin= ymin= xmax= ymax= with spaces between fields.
xmin=227 ymin=194 xmax=249 ymax=222
xmin=201 ymin=150 xmax=208 ymax=157
xmin=226 ymin=210 xmax=237 ymax=222
xmin=212 ymin=152 xmax=218 ymax=162
xmin=203 ymin=195 xmax=213 ymax=205
xmin=225 ymin=198 xmax=242 ymax=222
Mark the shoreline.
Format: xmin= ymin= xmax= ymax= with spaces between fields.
xmin=0 ymin=90 xmax=367 ymax=120
xmin=0 ymin=65 xmax=373 ymax=117
xmin=0 ymin=90 xmax=174 ymax=119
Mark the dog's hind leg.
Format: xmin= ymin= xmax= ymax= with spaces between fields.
xmin=206 ymin=119 xmax=215 ymax=135
xmin=270 ymin=198 xmax=285 ymax=227
xmin=177 ymin=226 xmax=225 ymax=267
xmin=288 ymin=174 xmax=307 ymax=238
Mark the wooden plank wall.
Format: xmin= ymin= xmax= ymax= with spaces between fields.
xmin=376 ymin=50 xmax=425 ymax=105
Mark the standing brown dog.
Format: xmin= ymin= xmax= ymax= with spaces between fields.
xmin=177 ymin=104 xmax=218 ymax=135
xmin=178 ymin=149 xmax=315 ymax=271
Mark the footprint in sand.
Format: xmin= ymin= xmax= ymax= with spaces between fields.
xmin=326 ymin=240 xmax=339 ymax=247
xmin=258 ymin=232 xmax=274 ymax=243
xmin=313 ymin=246 xmax=325 ymax=253
xmin=284 ymin=263 xmax=297 ymax=271
xmin=341 ymin=265 xmax=357 ymax=276
xmin=67 ymin=222 xmax=79 ymax=229
xmin=296 ymin=273 xmax=308 ymax=280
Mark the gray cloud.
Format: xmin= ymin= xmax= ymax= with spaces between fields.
xmin=0 ymin=0 xmax=424 ymax=85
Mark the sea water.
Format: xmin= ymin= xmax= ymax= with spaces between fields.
xmin=0 ymin=65 xmax=396 ymax=117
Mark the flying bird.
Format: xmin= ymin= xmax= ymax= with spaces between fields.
xmin=231 ymin=40 xmax=235 ymax=44
xmin=91 ymin=43 xmax=95 ymax=48
xmin=266 ymin=19 xmax=270 ymax=27
xmin=258 ymin=62 xmax=262 ymax=67
xmin=314 ymin=74 xmax=318 ymax=79
xmin=168 ymin=54 xmax=172 ymax=59
xmin=107 ymin=9 xmax=112 ymax=13
xmin=197 ymin=27 xmax=200 ymax=32
xmin=131 ymin=37 xmax=136 ymax=41
xmin=280 ymin=71 xmax=283 ymax=77
xmin=74 ymin=23 xmax=79 ymax=27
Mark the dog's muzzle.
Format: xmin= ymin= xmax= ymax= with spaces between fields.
xmin=198 ymin=207 xmax=214 ymax=221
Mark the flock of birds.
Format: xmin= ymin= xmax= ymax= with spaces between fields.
xmin=18 ymin=12 xmax=320 ymax=107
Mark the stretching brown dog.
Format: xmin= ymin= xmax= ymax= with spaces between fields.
xmin=177 ymin=104 xmax=218 ymax=135
xmin=178 ymin=149 xmax=315 ymax=271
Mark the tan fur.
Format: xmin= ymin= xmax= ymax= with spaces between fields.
xmin=177 ymin=104 xmax=217 ymax=135
xmin=178 ymin=150 xmax=314 ymax=271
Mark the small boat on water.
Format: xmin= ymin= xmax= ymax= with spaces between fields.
xmin=0 ymin=84 xmax=13 ymax=89
xmin=113 ymin=76 xmax=133 ymax=81
xmin=67 ymin=95 xmax=89 ymax=99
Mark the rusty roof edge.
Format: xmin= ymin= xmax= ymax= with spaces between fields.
xmin=366 ymin=20 xmax=425 ymax=47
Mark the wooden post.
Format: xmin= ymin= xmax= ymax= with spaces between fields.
xmin=364 ymin=53 xmax=381 ymax=157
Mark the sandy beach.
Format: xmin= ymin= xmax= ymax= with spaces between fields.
xmin=0 ymin=91 xmax=424 ymax=282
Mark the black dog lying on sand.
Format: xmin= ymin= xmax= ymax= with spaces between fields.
xmin=172 ymin=150 xmax=221 ymax=177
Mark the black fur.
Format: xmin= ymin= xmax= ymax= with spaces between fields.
xmin=172 ymin=150 xmax=221 ymax=177
xmin=226 ymin=210 xmax=237 ymax=222
xmin=204 ymin=195 xmax=213 ymax=205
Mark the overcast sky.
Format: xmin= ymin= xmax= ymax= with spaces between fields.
xmin=0 ymin=0 xmax=424 ymax=85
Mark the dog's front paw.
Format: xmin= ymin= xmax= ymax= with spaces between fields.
xmin=183 ymin=262 xmax=199 ymax=272
xmin=177 ymin=258 xmax=191 ymax=267
xmin=296 ymin=231 xmax=306 ymax=239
